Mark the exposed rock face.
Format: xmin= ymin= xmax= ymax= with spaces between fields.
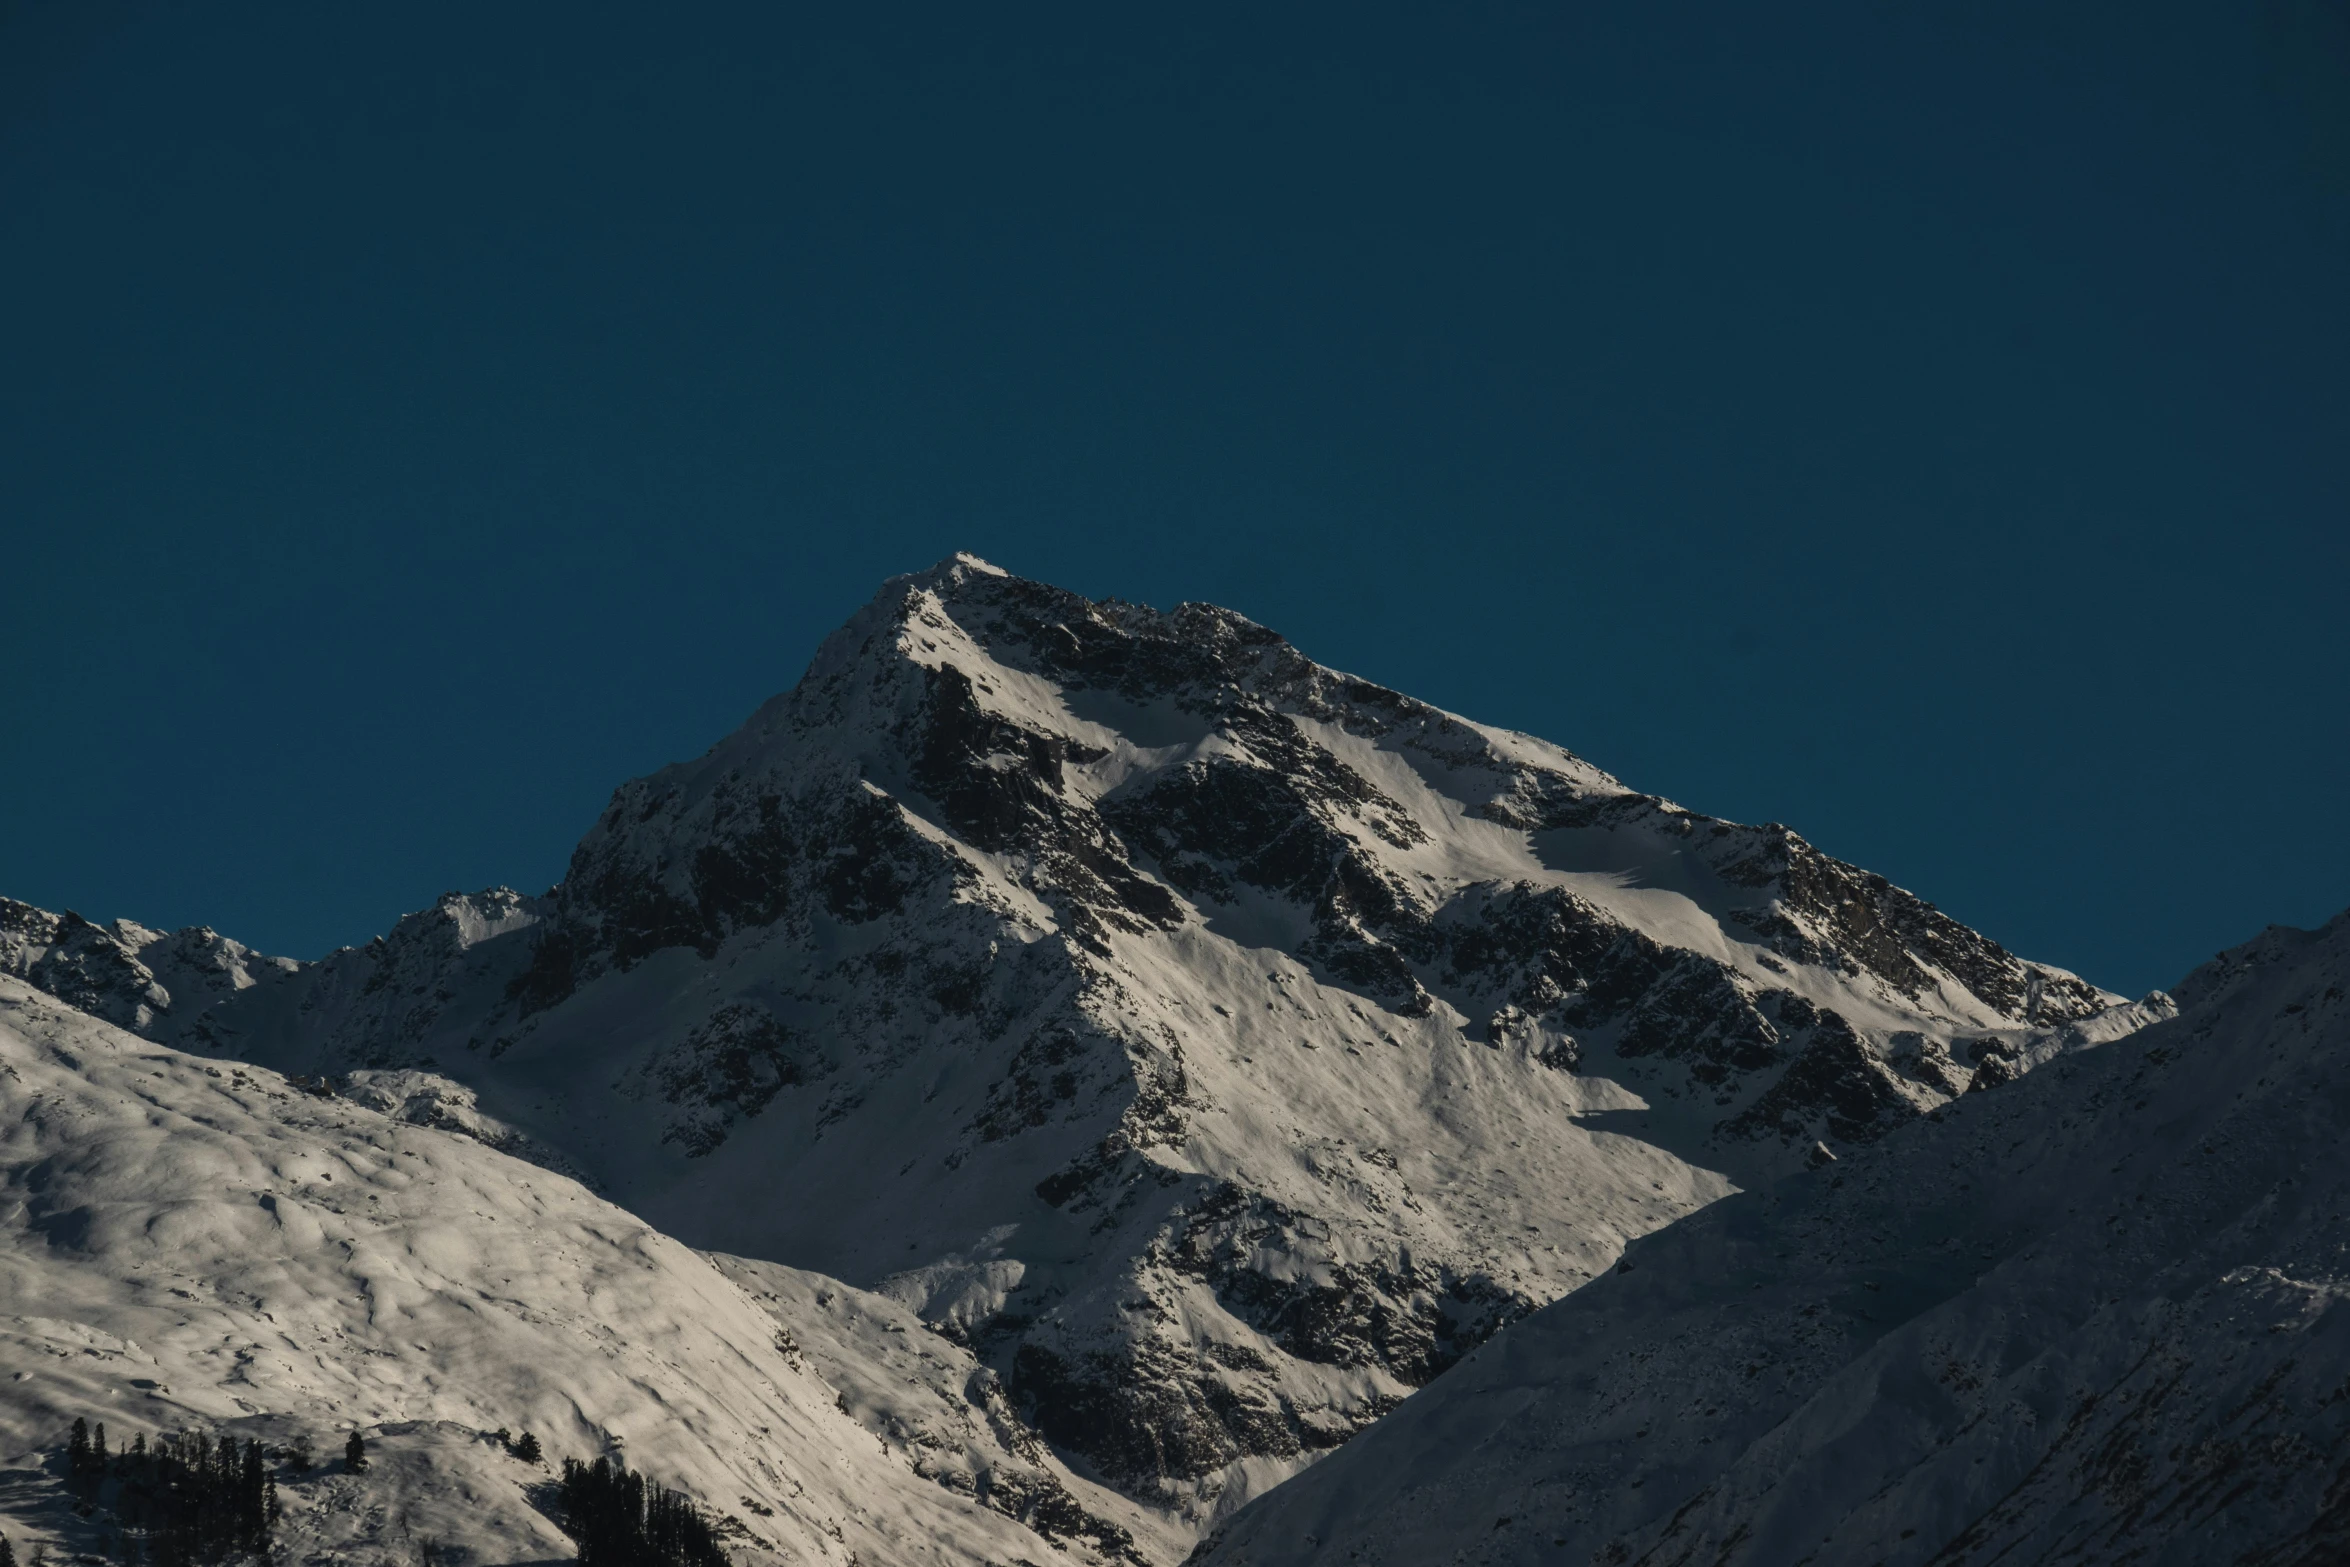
xmin=1192 ymin=913 xmax=2350 ymax=1567
xmin=5 ymin=556 xmax=2147 ymax=1540
xmin=0 ymin=896 xmax=300 ymax=1045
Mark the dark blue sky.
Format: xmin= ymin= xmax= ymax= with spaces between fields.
xmin=4 ymin=2 xmax=2344 ymax=997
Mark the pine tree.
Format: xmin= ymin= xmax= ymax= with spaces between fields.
xmin=344 ymin=1432 xmax=367 ymax=1473
xmin=236 ymin=1439 xmax=268 ymax=1551
xmin=94 ymin=1425 xmax=283 ymax=1564
xmin=67 ymin=1418 xmax=101 ymax=1506
xmin=0 ymin=1528 xmax=15 ymax=1567
xmin=511 ymin=1431 xmax=541 ymax=1463
xmin=558 ymin=1456 xmax=727 ymax=1567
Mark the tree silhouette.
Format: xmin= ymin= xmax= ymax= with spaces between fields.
xmin=343 ymin=1432 xmax=367 ymax=1473
xmin=557 ymin=1456 xmax=727 ymax=1567
xmin=67 ymin=1420 xmax=115 ymax=1509
xmin=86 ymin=1426 xmax=282 ymax=1565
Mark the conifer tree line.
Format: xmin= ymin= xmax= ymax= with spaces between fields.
xmin=65 ymin=1418 xmax=282 ymax=1565
xmin=557 ymin=1457 xmax=729 ymax=1567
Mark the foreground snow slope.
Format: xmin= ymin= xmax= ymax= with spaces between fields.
xmin=0 ymin=976 xmax=1144 ymax=1567
xmin=1195 ymin=911 xmax=2350 ymax=1567
xmin=2 ymin=556 xmax=2153 ymax=1534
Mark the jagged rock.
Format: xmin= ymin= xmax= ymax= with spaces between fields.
xmin=0 ymin=897 xmax=300 ymax=1045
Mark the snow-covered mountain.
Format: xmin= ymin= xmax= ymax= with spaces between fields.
xmin=0 ymin=974 xmax=1160 ymax=1567
xmin=0 ymin=898 xmax=298 ymax=1048
xmin=1193 ymin=910 xmax=2350 ymax=1566
xmin=1 ymin=555 xmax=2159 ymax=1549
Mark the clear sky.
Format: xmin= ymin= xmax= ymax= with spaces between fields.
xmin=3 ymin=1 xmax=2344 ymax=999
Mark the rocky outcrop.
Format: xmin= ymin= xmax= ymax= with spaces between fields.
xmin=0 ymin=896 xmax=299 ymax=1045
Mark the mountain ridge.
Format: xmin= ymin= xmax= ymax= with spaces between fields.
xmin=1193 ymin=909 xmax=2350 ymax=1565
xmin=0 ymin=554 xmax=2162 ymax=1551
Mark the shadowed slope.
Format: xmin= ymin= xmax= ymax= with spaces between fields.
xmin=1196 ymin=911 xmax=2350 ymax=1566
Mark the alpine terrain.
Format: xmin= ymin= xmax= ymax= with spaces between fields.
xmin=1194 ymin=912 xmax=2350 ymax=1566
xmin=1 ymin=555 xmax=2178 ymax=1562
xmin=0 ymin=974 xmax=1160 ymax=1567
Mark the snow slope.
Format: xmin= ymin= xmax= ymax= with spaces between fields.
xmin=2 ymin=555 xmax=2158 ymax=1541
xmin=0 ymin=975 xmax=1143 ymax=1567
xmin=1194 ymin=911 xmax=2350 ymax=1566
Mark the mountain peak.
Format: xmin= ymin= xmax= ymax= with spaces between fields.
xmin=934 ymin=548 xmax=1010 ymax=578
xmin=2 ymin=559 xmax=2147 ymax=1551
